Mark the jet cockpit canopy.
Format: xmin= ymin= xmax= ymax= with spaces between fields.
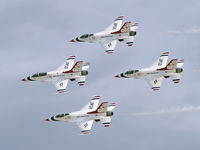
xmin=31 ymin=72 xmax=47 ymax=78
xmin=55 ymin=113 xmax=69 ymax=119
xmin=80 ymin=34 xmax=94 ymax=39
xmin=125 ymin=70 xmax=139 ymax=75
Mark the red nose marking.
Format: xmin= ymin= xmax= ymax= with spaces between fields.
xmin=21 ymin=78 xmax=26 ymax=81
xmin=45 ymin=118 xmax=50 ymax=122
xmin=70 ymin=39 xmax=75 ymax=42
xmin=115 ymin=75 xmax=120 ymax=78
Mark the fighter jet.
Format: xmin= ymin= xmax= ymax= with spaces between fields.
xmin=115 ymin=52 xmax=184 ymax=91
xmin=45 ymin=96 xmax=116 ymax=135
xmin=70 ymin=16 xmax=138 ymax=54
xmin=21 ymin=56 xmax=90 ymax=93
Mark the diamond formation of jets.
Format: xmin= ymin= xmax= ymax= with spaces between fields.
xmin=70 ymin=16 xmax=138 ymax=54
xmin=45 ymin=96 xmax=116 ymax=135
xmin=21 ymin=56 xmax=90 ymax=93
xmin=115 ymin=52 xmax=184 ymax=91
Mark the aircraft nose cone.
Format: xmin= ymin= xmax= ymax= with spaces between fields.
xmin=70 ymin=39 xmax=75 ymax=42
xmin=45 ymin=118 xmax=50 ymax=122
xmin=21 ymin=78 xmax=26 ymax=81
xmin=115 ymin=75 xmax=120 ymax=78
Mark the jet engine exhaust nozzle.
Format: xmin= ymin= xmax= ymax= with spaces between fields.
xmin=176 ymin=68 xmax=183 ymax=73
xmin=81 ymin=70 xmax=88 ymax=76
xmin=106 ymin=111 xmax=114 ymax=116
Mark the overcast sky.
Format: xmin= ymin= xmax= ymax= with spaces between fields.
xmin=1 ymin=0 xmax=200 ymax=149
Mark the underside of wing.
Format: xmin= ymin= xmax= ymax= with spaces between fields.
xmin=53 ymin=79 xmax=69 ymax=93
xmin=80 ymin=96 xmax=100 ymax=113
xmin=56 ymin=56 xmax=75 ymax=72
xmin=78 ymin=120 xmax=94 ymax=135
xmin=100 ymin=40 xmax=117 ymax=54
xmin=145 ymin=76 xmax=163 ymax=91
xmin=104 ymin=16 xmax=124 ymax=33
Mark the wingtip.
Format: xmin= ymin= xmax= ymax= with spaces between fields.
xmin=94 ymin=95 xmax=100 ymax=97
xmin=117 ymin=16 xmax=124 ymax=19
xmin=163 ymin=52 xmax=169 ymax=55
xmin=86 ymin=62 xmax=91 ymax=65
xmin=57 ymin=90 xmax=65 ymax=94
xmin=69 ymin=55 xmax=76 ymax=58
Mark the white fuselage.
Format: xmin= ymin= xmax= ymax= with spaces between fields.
xmin=124 ymin=68 xmax=176 ymax=79
xmin=56 ymin=111 xmax=107 ymax=123
xmin=27 ymin=71 xmax=83 ymax=82
xmin=79 ymin=32 xmax=131 ymax=43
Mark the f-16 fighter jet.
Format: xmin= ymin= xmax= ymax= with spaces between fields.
xmin=45 ymin=96 xmax=116 ymax=135
xmin=70 ymin=16 xmax=138 ymax=54
xmin=115 ymin=52 xmax=184 ymax=91
xmin=21 ymin=56 xmax=90 ymax=93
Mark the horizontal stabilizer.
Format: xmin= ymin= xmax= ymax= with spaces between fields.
xmin=177 ymin=59 xmax=184 ymax=68
xmin=131 ymin=23 xmax=139 ymax=31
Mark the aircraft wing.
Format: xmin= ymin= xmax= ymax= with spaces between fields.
xmin=77 ymin=120 xmax=94 ymax=135
xmin=170 ymin=73 xmax=181 ymax=84
xmin=56 ymin=56 xmax=75 ymax=72
xmin=150 ymin=52 xmax=169 ymax=69
xmin=100 ymin=40 xmax=117 ymax=54
xmin=145 ymin=76 xmax=163 ymax=91
xmin=104 ymin=16 xmax=124 ymax=33
xmin=53 ymin=79 xmax=69 ymax=93
xmin=80 ymin=96 xmax=100 ymax=113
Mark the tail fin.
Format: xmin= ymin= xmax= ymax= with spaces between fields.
xmin=111 ymin=22 xmax=131 ymax=34
xmin=87 ymin=102 xmax=108 ymax=114
xmin=63 ymin=61 xmax=83 ymax=73
xmin=150 ymin=52 xmax=169 ymax=69
xmin=158 ymin=59 xmax=177 ymax=70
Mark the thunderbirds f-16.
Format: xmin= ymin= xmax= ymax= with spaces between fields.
xmin=70 ymin=16 xmax=138 ymax=54
xmin=115 ymin=52 xmax=184 ymax=91
xmin=45 ymin=96 xmax=116 ymax=135
xmin=21 ymin=56 xmax=90 ymax=93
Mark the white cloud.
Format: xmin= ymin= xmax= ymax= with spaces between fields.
xmin=168 ymin=28 xmax=200 ymax=35
xmin=131 ymin=106 xmax=200 ymax=116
